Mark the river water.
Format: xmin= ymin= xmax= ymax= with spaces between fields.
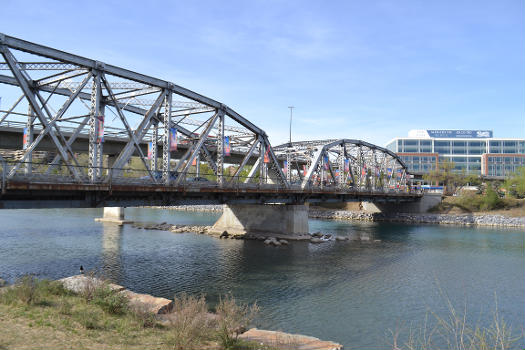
xmin=0 ymin=207 xmax=523 ymax=348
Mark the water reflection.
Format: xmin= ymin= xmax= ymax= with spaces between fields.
xmin=0 ymin=208 xmax=522 ymax=349
xmin=101 ymin=223 xmax=123 ymax=283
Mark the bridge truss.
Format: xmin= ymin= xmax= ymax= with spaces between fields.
xmin=0 ymin=34 xmax=415 ymax=205
xmin=273 ymin=139 xmax=410 ymax=191
xmin=0 ymin=33 xmax=288 ymax=188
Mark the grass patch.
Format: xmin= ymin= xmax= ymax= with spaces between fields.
xmin=0 ymin=275 xmax=262 ymax=349
xmin=430 ymin=193 xmax=524 ymax=214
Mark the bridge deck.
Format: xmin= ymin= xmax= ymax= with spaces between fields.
xmin=0 ymin=180 xmax=421 ymax=209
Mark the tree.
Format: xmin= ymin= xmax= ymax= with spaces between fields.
xmin=423 ymin=159 xmax=458 ymax=195
xmin=503 ymin=167 xmax=525 ymax=198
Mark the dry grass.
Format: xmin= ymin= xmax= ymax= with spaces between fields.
xmin=163 ymin=293 xmax=214 ymax=349
xmin=0 ymin=277 xmax=262 ymax=350
xmin=390 ymin=293 xmax=523 ymax=350
xmin=216 ymin=294 xmax=260 ymax=349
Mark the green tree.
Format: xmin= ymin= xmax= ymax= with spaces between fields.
xmin=503 ymin=167 xmax=525 ymax=198
xmin=481 ymin=184 xmax=503 ymax=210
xmin=423 ymin=159 xmax=458 ymax=195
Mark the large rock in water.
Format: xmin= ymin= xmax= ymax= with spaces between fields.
xmin=239 ymin=328 xmax=343 ymax=350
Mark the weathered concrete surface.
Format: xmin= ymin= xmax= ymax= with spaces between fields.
xmin=59 ymin=275 xmax=172 ymax=314
xmin=211 ymin=204 xmax=310 ymax=238
xmin=239 ymin=328 xmax=343 ymax=350
xmin=59 ymin=275 xmax=125 ymax=293
xmin=95 ymin=207 xmax=133 ymax=225
xmin=121 ymin=290 xmax=173 ymax=314
xmin=362 ymin=193 xmax=442 ymax=214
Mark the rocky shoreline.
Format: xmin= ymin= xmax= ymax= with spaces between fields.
xmin=56 ymin=275 xmax=342 ymax=350
xmin=309 ymin=209 xmax=525 ymax=228
xmin=150 ymin=204 xmax=525 ymax=228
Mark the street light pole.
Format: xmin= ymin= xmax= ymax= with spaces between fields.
xmin=288 ymin=106 xmax=294 ymax=145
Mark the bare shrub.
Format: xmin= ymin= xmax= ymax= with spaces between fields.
xmin=215 ymin=293 xmax=259 ymax=349
xmin=390 ymin=293 xmax=522 ymax=350
xmin=14 ymin=275 xmax=39 ymax=305
xmin=164 ymin=293 xmax=211 ymax=350
xmin=79 ymin=272 xmax=105 ymax=301
xmin=130 ymin=303 xmax=158 ymax=328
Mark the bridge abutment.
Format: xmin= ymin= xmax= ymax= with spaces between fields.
xmin=362 ymin=193 xmax=442 ymax=214
xmin=211 ymin=204 xmax=310 ymax=239
xmin=95 ymin=207 xmax=132 ymax=225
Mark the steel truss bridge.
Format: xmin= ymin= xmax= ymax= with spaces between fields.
xmin=0 ymin=34 xmax=419 ymax=208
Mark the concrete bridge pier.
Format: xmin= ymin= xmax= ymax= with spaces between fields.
xmin=362 ymin=193 xmax=443 ymax=214
xmin=211 ymin=204 xmax=310 ymax=239
xmin=95 ymin=207 xmax=132 ymax=225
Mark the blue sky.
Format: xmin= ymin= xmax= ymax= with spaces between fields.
xmin=2 ymin=0 xmax=523 ymax=146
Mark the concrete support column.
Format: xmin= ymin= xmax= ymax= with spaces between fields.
xmin=362 ymin=193 xmax=443 ymax=214
xmin=95 ymin=207 xmax=132 ymax=225
xmin=211 ymin=204 xmax=309 ymax=239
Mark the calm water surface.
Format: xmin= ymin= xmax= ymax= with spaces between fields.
xmin=0 ymin=208 xmax=523 ymax=349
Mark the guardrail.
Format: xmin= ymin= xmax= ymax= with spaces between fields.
xmin=0 ymin=160 xmax=421 ymax=195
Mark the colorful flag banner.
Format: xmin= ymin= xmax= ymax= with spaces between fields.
xmin=263 ymin=145 xmax=270 ymax=163
xmin=97 ymin=115 xmax=104 ymax=143
xmin=323 ymin=155 xmax=329 ymax=170
xmin=147 ymin=142 xmax=153 ymax=159
xmin=192 ymin=157 xmax=197 ymax=166
xmin=303 ymin=164 xmax=307 ymax=177
xmin=224 ymin=136 xmax=231 ymax=156
xmin=344 ymin=159 xmax=350 ymax=172
xmin=335 ymin=169 xmax=340 ymax=180
xmin=397 ymin=168 xmax=402 ymax=178
xmin=361 ymin=166 xmax=367 ymax=176
xmin=387 ymin=168 xmax=392 ymax=178
xmin=23 ymin=127 xmax=29 ymax=149
xmin=169 ymin=128 xmax=177 ymax=151
xmin=283 ymin=160 xmax=288 ymax=174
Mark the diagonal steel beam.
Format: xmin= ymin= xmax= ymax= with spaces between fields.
xmin=101 ymin=73 xmax=155 ymax=181
xmin=228 ymin=138 xmax=259 ymax=184
xmin=1 ymin=48 xmax=84 ymax=180
xmin=109 ymin=90 xmax=167 ymax=171
xmin=0 ymin=94 xmax=24 ymax=124
xmin=173 ymin=111 xmax=221 ymax=184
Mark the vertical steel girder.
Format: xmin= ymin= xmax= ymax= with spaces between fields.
xmin=24 ymin=102 xmax=34 ymax=175
xmin=89 ymin=72 xmax=102 ymax=182
xmin=150 ymin=122 xmax=158 ymax=172
xmin=217 ymin=113 xmax=224 ymax=185
xmin=162 ymin=93 xmax=172 ymax=185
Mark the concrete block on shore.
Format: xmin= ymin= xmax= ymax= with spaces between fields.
xmin=239 ymin=328 xmax=343 ymax=350
xmin=121 ymin=290 xmax=173 ymax=314
xmin=59 ymin=275 xmax=172 ymax=314
xmin=59 ymin=275 xmax=125 ymax=294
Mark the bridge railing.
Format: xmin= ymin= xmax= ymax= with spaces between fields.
xmin=0 ymin=159 xmax=420 ymax=194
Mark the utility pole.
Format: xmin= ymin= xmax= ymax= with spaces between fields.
xmin=288 ymin=106 xmax=294 ymax=145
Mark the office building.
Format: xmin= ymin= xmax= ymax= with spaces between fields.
xmin=385 ymin=130 xmax=525 ymax=177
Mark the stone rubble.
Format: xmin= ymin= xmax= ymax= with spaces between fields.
xmin=155 ymin=204 xmax=524 ymax=228
xmin=309 ymin=209 xmax=525 ymax=228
